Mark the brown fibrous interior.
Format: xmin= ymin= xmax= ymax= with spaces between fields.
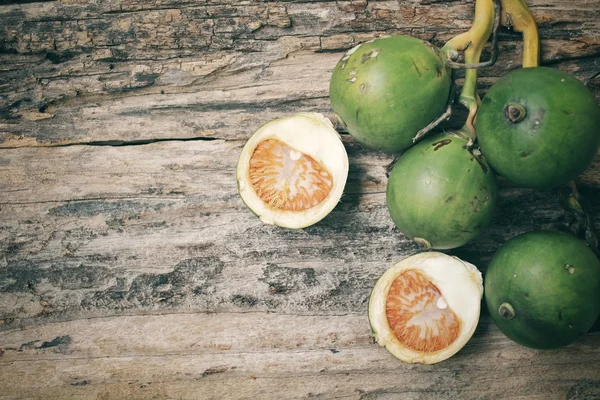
xmin=249 ymin=139 xmax=333 ymax=211
xmin=385 ymin=269 xmax=460 ymax=353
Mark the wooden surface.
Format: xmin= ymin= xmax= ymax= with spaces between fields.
xmin=1 ymin=0 xmax=600 ymax=399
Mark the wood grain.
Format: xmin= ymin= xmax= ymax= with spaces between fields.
xmin=1 ymin=139 xmax=597 ymax=323
xmin=1 ymin=313 xmax=600 ymax=400
xmin=1 ymin=0 xmax=600 ymax=399
xmin=1 ymin=0 xmax=599 ymax=146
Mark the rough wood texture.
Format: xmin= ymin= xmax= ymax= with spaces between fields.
xmin=1 ymin=0 xmax=600 ymax=399
xmin=1 ymin=0 xmax=599 ymax=146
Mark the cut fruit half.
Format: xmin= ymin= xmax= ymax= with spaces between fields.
xmin=237 ymin=113 xmax=349 ymax=229
xmin=369 ymin=252 xmax=483 ymax=364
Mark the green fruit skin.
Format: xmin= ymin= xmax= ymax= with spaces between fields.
xmin=386 ymin=133 xmax=498 ymax=249
xmin=485 ymin=230 xmax=600 ymax=349
xmin=476 ymin=67 xmax=600 ymax=189
xmin=329 ymin=35 xmax=451 ymax=153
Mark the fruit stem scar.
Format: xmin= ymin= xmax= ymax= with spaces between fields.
xmin=505 ymin=104 xmax=526 ymax=123
xmin=414 ymin=238 xmax=432 ymax=249
xmin=499 ymin=302 xmax=515 ymax=320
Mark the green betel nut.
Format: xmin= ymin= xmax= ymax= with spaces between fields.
xmin=476 ymin=67 xmax=600 ymax=189
xmin=329 ymin=35 xmax=452 ymax=153
xmin=485 ymin=230 xmax=600 ymax=349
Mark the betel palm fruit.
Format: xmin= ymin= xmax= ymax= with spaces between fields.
xmin=329 ymin=0 xmax=500 ymax=153
xmin=476 ymin=0 xmax=600 ymax=189
xmin=386 ymin=0 xmax=498 ymax=249
xmin=485 ymin=230 xmax=600 ymax=349
xmin=236 ymin=113 xmax=349 ymax=229
xmin=369 ymin=252 xmax=484 ymax=364
xmin=329 ymin=35 xmax=452 ymax=153
xmin=386 ymin=133 xmax=498 ymax=249
xmin=476 ymin=67 xmax=600 ymax=189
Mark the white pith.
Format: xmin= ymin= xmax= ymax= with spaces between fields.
xmin=369 ymin=252 xmax=483 ymax=364
xmin=236 ymin=113 xmax=349 ymax=229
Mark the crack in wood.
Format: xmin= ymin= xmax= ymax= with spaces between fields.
xmin=0 ymin=136 xmax=224 ymax=150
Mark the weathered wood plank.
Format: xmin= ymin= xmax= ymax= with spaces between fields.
xmin=1 ymin=1 xmax=600 ymax=398
xmin=0 ymin=140 xmax=598 ymax=328
xmin=0 ymin=139 xmax=412 ymax=327
xmin=1 ymin=313 xmax=599 ymax=399
xmin=1 ymin=0 xmax=599 ymax=146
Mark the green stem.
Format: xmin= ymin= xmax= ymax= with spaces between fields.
xmin=440 ymin=0 xmax=496 ymax=65
xmin=461 ymin=0 xmax=495 ymax=140
xmin=440 ymin=0 xmax=496 ymax=141
xmin=414 ymin=0 xmax=497 ymax=143
xmin=499 ymin=0 xmax=539 ymax=67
